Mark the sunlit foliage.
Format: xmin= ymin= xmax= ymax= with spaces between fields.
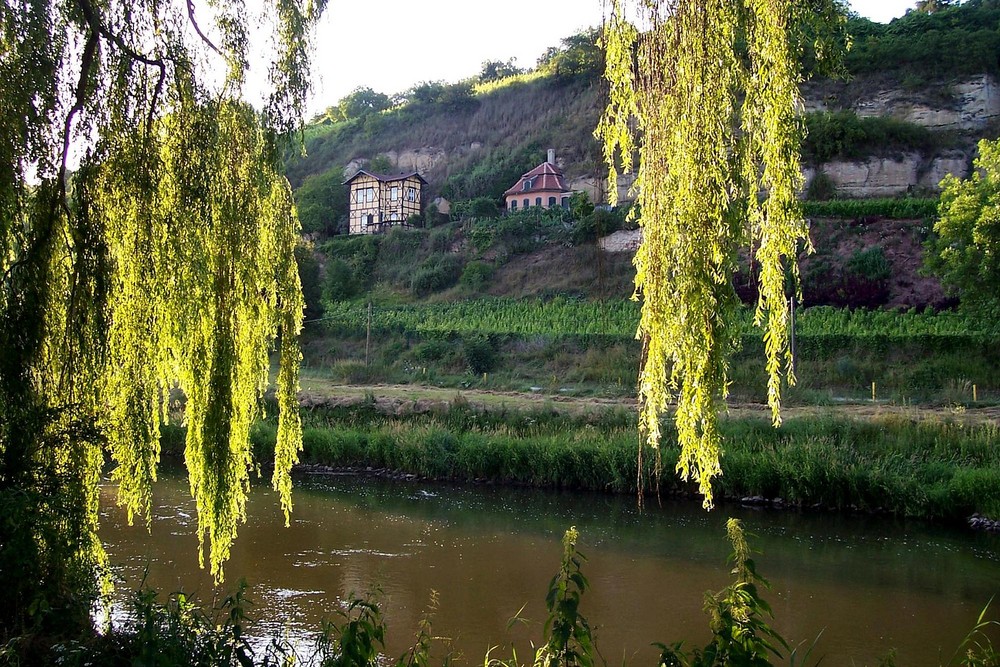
xmin=926 ymin=138 xmax=1000 ymax=316
xmin=598 ymin=0 xmax=847 ymax=506
xmin=0 ymin=0 xmax=324 ymax=632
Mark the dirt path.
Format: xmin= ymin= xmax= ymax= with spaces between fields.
xmin=297 ymin=377 xmax=1000 ymax=424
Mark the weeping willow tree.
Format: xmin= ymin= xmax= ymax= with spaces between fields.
xmin=598 ymin=0 xmax=846 ymax=507
xmin=0 ymin=0 xmax=324 ymax=637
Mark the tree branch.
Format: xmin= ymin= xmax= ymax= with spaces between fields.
xmin=186 ymin=0 xmax=221 ymax=55
xmin=77 ymin=0 xmax=167 ymax=69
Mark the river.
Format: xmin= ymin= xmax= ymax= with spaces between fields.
xmin=98 ymin=470 xmax=1000 ymax=666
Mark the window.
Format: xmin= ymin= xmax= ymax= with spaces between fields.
xmin=522 ymin=179 xmax=531 ymax=191
xmin=548 ymin=196 xmax=557 ymax=207
xmin=523 ymin=198 xmax=529 ymax=209
xmin=358 ymin=186 xmax=375 ymax=204
xmin=535 ymin=197 xmax=542 ymax=207
xmin=510 ymin=200 xmax=517 ymax=211
xmin=390 ymin=186 xmax=399 ymax=201
xmin=561 ymin=196 xmax=570 ymax=209
xmin=366 ymin=213 xmax=375 ymax=225
xmin=406 ymin=187 xmax=417 ymax=202
xmin=390 ymin=212 xmax=399 ymax=221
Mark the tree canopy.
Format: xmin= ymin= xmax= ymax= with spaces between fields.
xmin=1 ymin=0 xmax=325 ymax=634
xmin=926 ymin=138 xmax=1000 ymax=316
xmin=598 ymin=0 xmax=847 ymax=506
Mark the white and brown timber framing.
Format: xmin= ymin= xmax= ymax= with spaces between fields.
xmin=344 ymin=169 xmax=427 ymax=235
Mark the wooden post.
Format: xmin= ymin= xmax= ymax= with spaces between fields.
xmin=365 ymin=301 xmax=372 ymax=368
xmin=872 ymin=381 xmax=876 ymax=403
xmin=974 ymin=384 xmax=978 ymax=402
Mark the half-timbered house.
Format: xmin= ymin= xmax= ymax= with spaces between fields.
xmin=503 ymin=149 xmax=574 ymax=213
xmin=345 ymin=170 xmax=427 ymax=235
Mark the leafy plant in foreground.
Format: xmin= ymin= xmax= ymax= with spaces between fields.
xmin=656 ymin=518 xmax=790 ymax=667
xmin=538 ymin=527 xmax=596 ymax=667
xmin=313 ymin=590 xmax=386 ymax=667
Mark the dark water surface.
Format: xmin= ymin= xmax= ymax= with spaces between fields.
xmin=99 ymin=471 xmax=1000 ymax=666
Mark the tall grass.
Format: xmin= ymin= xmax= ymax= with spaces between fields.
xmin=229 ymin=405 xmax=1000 ymax=522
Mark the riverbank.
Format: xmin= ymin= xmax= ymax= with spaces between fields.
xmin=162 ymin=396 xmax=1000 ymax=524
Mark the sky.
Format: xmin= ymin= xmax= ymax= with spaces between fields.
xmin=306 ymin=0 xmax=919 ymax=114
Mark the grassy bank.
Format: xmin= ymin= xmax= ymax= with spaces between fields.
xmin=166 ymin=402 xmax=1000 ymax=522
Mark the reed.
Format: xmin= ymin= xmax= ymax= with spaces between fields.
xmin=217 ymin=404 xmax=1000 ymax=522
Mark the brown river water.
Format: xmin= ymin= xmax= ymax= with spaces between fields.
xmin=98 ymin=471 xmax=1000 ymax=666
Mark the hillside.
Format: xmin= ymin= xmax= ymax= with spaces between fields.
xmin=288 ymin=1 xmax=1000 ymax=236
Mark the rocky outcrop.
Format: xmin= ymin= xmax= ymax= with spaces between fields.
xmin=598 ymin=229 xmax=641 ymax=253
xmin=390 ymin=148 xmax=449 ymax=173
xmin=343 ymin=148 xmax=450 ymax=179
xmin=851 ymin=75 xmax=1000 ymax=132
xmin=805 ymin=149 xmax=973 ymax=199
xmin=568 ymin=173 xmax=636 ymax=206
xmin=919 ymin=151 xmax=973 ymax=189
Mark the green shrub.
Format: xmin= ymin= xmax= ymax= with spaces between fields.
xmin=572 ymin=209 xmax=622 ymax=245
xmin=414 ymin=338 xmax=450 ymax=362
xmin=323 ymin=258 xmax=358 ymax=302
xmin=459 ymin=261 xmax=494 ymax=290
xmin=410 ymin=254 xmax=464 ymax=296
xmin=803 ymin=197 xmax=939 ymax=219
xmin=295 ymin=168 xmax=349 ymax=235
xmin=322 ymin=235 xmax=381 ymax=292
xmin=296 ymin=243 xmax=324 ymax=318
xmin=847 ymin=246 xmax=893 ymax=283
xmin=453 ymin=196 xmax=501 ymax=220
xmin=428 ymin=225 xmax=456 ymax=253
xmin=462 ymin=334 xmax=497 ymax=374
xmin=806 ymin=171 xmax=837 ymax=201
xmin=803 ymin=111 xmax=941 ymax=164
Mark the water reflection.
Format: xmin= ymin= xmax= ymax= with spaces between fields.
xmin=99 ymin=470 xmax=1000 ymax=666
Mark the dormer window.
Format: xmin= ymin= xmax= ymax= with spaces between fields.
xmin=522 ymin=178 xmax=532 ymax=191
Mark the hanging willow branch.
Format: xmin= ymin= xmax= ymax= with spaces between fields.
xmin=1 ymin=0 xmax=324 ymax=603
xmin=598 ymin=0 xmax=846 ymax=507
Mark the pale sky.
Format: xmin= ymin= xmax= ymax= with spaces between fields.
xmin=308 ymin=0 xmax=919 ymax=113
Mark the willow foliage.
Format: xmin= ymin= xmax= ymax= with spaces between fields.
xmin=598 ymin=0 xmax=846 ymax=507
xmin=1 ymin=0 xmax=324 ymax=626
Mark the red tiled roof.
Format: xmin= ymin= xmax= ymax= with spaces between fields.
xmin=503 ymin=161 xmax=570 ymax=197
xmin=343 ymin=169 xmax=428 ymax=186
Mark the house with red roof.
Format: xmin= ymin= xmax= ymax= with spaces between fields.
xmin=345 ymin=169 xmax=427 ymax=235
xmin=503 ymin=150 xmax=574 ymax=213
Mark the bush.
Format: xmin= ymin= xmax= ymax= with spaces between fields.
xmin=459 ymin=261 xmax=494 ymax=291
xmin=568 ymin=191 xmax=594 ymax=221
xmin=295 ymin=243 xmax=324 ymax=319
xmin=803 ymin=111 xmax=940 ymax=164
xmin=803 ymin=197 xmax=939 ymax=219
xmin=323 ymin=258 xmax=358 ymax=302
xmin=295 ymin=168 xmax=349 ymax=236
xmin=453 ymin=197 xmax=501 ymax=220
xmin=572 ymin=209 xmax=622 ymax=245
xmin=847 ymin=246 xmax=893 ymax=283
xmin=322 ymin=235 xmax=381 ymax=292
xmin=414 ymin=338 xmax=450 ymax=362
xmin=806 ymin=172 xmax=838 ymax=201
xmin=410 ymin=254 xmax=464 ymax=296
xmin=428 ymin=225 xmax=457 ymax=253
xmin=462 ymin=334 xmax=497 ymax=374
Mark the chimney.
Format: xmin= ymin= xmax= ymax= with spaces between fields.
xmin=547 ymin=148 xmax=556 ymax=165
